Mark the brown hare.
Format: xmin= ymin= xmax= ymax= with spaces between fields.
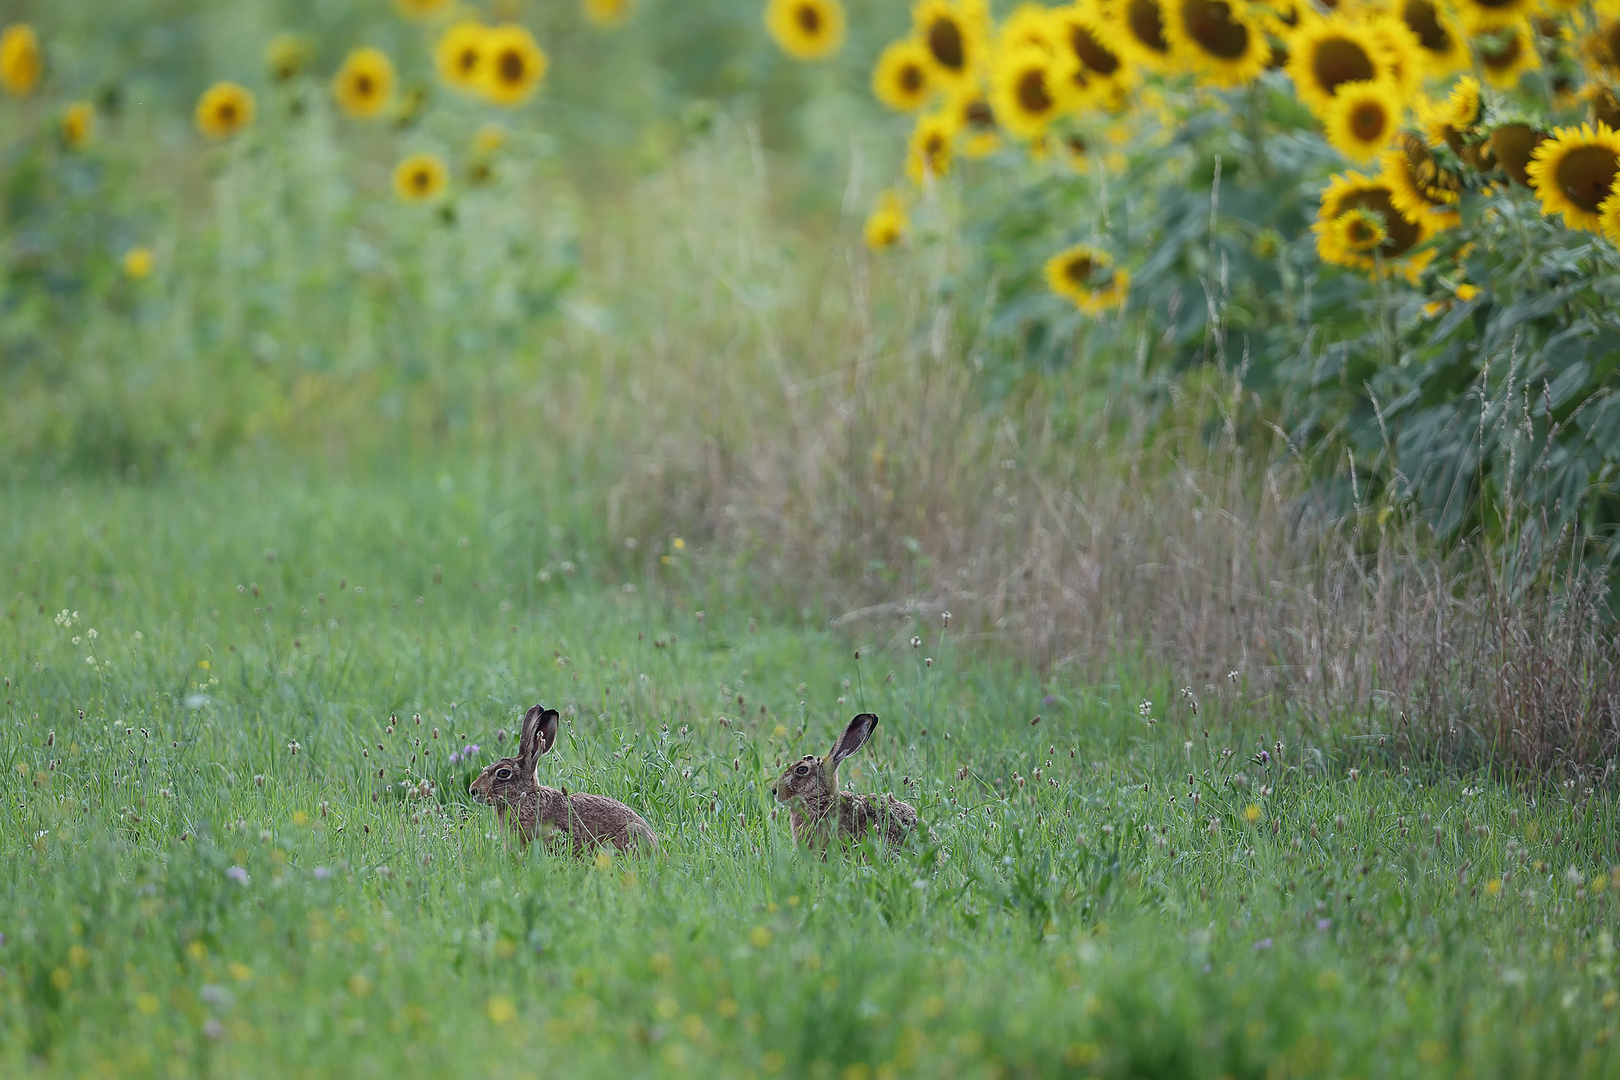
xmin=470 ymin=705 xmax=658 ymax=856
xmin=771 ymin=713 xmax=927 ymax=850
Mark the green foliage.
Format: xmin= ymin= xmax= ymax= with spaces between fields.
xmin=2 ymin=467 xmax=1618 ymax=1078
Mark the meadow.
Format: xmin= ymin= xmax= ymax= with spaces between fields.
xmin=4 ymin=0 xmax=1620 ymax=1077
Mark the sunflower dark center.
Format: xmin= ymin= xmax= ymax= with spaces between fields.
xmin=1343 ymin=190 xmax=1418 ymax=256
xmin=413 ymin=170 xmax=431 ymax=191
xmin=1070 ymin=26 xmax=1121 ymax=75
xmin=499 ymin=49 xmax=525 ymax=82
xmin=1350 ymin=101 xmax=1385 ymax=140
xmin=1473 ymin=0 xmax=1518 ymax=9
xmin=1127 ymin=0 xmax=1170 ymax=53
xmin=1016 ymin=69 xmax=1053 ymax=113
xmin=928 ymin=18 xmax=966 ymax=70
xmin=1346 ymin=219 xmax=1378 ymax=247
xmin=458 ymin=48 xmax=478 ymax=73
xmin=1401 ymin=0 xmax=1450 ymax=52
xmin=1605 ymin=24 xmax=1620 ymax=65
xmin=797 ymin=3 xmax=822 ymax=33
xmin=1184 ymin=0 xmax=1250 ymax=60
xmin=900 ymin=63 xmax=925 ymax=93
xmin=1064 ymin=256 xmax=1097 ymax=286
xmin=219 ymin=103 xmax=237 ymax=123
xmin=965 ymin=100 xmax=995 ymax=129
xmin=1489 ymin=123 xmax=1539 ymax=186
xmin=1312 ymin=38 xmax=1375 ymax=96
xmin=1479 ymin=30 xmax=1522 ymax=68
xmin=1555 ymin=144 xmax=1620 ymax=211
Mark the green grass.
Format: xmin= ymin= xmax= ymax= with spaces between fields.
xmin=2 ymin=464 xmax=1618 ymax=1079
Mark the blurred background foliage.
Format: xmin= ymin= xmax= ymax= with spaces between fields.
xmin=5 ymin=0 xmax=1620 ymax=588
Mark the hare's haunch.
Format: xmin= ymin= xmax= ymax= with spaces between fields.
xmin=771 ymin=713 xmax=928 ymax=849
xmin=470 ymin=705 xmax=659 ymax=856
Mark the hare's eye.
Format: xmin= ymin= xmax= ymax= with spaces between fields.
xmin=496 ymin=768 xmax=512 ymax=780
xmin=794 ymin=764 xmax=811 ymax=776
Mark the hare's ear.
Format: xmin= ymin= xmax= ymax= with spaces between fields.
xmin=829 ymin=713 xmax=878 ymax=767
xmin=518 ymin=705 xmax=559 ymax=771
xmin=536 ymin=708 xmax=560 ymax=757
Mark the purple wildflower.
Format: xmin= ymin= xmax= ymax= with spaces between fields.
xmin=448 ymin=751 xmax=460 ymax=764
xmin=1258 ymin=750 xmax=1271 ymax=765
xmin=225 ymin=866 xmax=249 ymax=885
xmin=1253 ymin=938 xmax=1273 ymax=951
xmin=313 ymin=867 xmax=333 ymax=880
xmin=462 ymin=744 xmax=480 ymax=758
xmin=1042 ymin=695 xmax=1058 ymax=706
xmin=1316 ymin=918 xmax=1331 ymax=931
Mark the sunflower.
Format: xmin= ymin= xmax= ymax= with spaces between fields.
xmin=1366 ymin=15 xmax=1423 ymax=99
xmin=1600 ymin=188 xmax=1620 ymax=245
xmin=266 ymin=33 xmax=314 ymax=83
xmin=1475 ymin=22 xmax=1537 ymax=89
xmin=1488 ymin=122 xmax=1543 ymax=185
xmin=1324 ymin=80 xmax=1402 ymax=162
xmin=872 ymin=39 xmax=936 ymax=112
xmin=0 ymin=23 xmax=42 ymax=96
xmin=1055 ymin=132 xmax=1093 ymax=171
xmin=395 ymin=152 xmax=450 ymax=202
xmin=1162 ymin=0 xmax=1269 ymax=87
xmin=1584 ymin=19 xmax=1620 ymax=79
xmin=766 ymin=0 xmax=847 ymax=61
xmin=989 ymin=44 xmax=1080 ymax=139
xmin=1392 ymin=0 xmax=1468 ymax=77
xmin=61 ymin=101 xmax=93 ymax=150
xmin=1044 ymin=244 xmax=1131 ymax=314
xmin=1451 ymin=0 xmax=1536 ymax=34
xmin=1442 ymin=75 xmax=1483 ymax=131
xmin=584 ymin=0 xmax=636 ymax=27
xmin=1590 ymin=83 xmax=1620 ymax=131
xmin=1287 ymin=15 xmax=1393 ymax=116
xmin=195 ymin=82 xmax=256 ymax=139
xmin=906 ymin=109 xmax=962 ymax=183
xmin=947 ymin=85 xmax=1003 ymax=155
xmin=479 ymin=24 xmax=548 ymax=105
xmin=1050 ymin=3 xmax=1136 ymax=106
xmin=1526 ymin=122 xmax=1620 ymax=231
xmin=474 ymin=123 xmax=506 ymax=155
xmin=334 ymin=47 xmax=396 ymax=119
xmin=1331 ymin=207 xmax=1388 ymax=254
xmin=436 ymin=22 xmax=489 ymax=91
xmin=913 ymin=0 xmax=987 ymax=89
xmin=395 ymin=0 xmax=453 ymax=17
xmin=1001 ymin=4 xmax=1063 ymax=54
xmin=1381 ymin=136 xmax=1462 ymax=227
xmin=123 ymin=247 xmax=154 ymax=282
xmin=1105 ymin=0 xmax=1178 ymax=73
xmin=1313 ymin=169 xmax=1433 ymax=275
xmin=864 ymin=190 xmax=909 ymax=249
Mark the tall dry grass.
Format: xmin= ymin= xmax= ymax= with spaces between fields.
xmin=563 ymin=131 xmax=1620 ymax=780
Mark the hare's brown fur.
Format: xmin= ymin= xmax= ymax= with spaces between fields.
xmin=470 ymin=706 xmax=658 ymax=856
xmin=771 ymin=714 xmax=927 ymax=850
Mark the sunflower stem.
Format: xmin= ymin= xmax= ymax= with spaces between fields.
xmin=1372 ymin=249 xmax=1394 ymax=370
xmin=1246 ymin=83 xmax=1269 ymax=183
